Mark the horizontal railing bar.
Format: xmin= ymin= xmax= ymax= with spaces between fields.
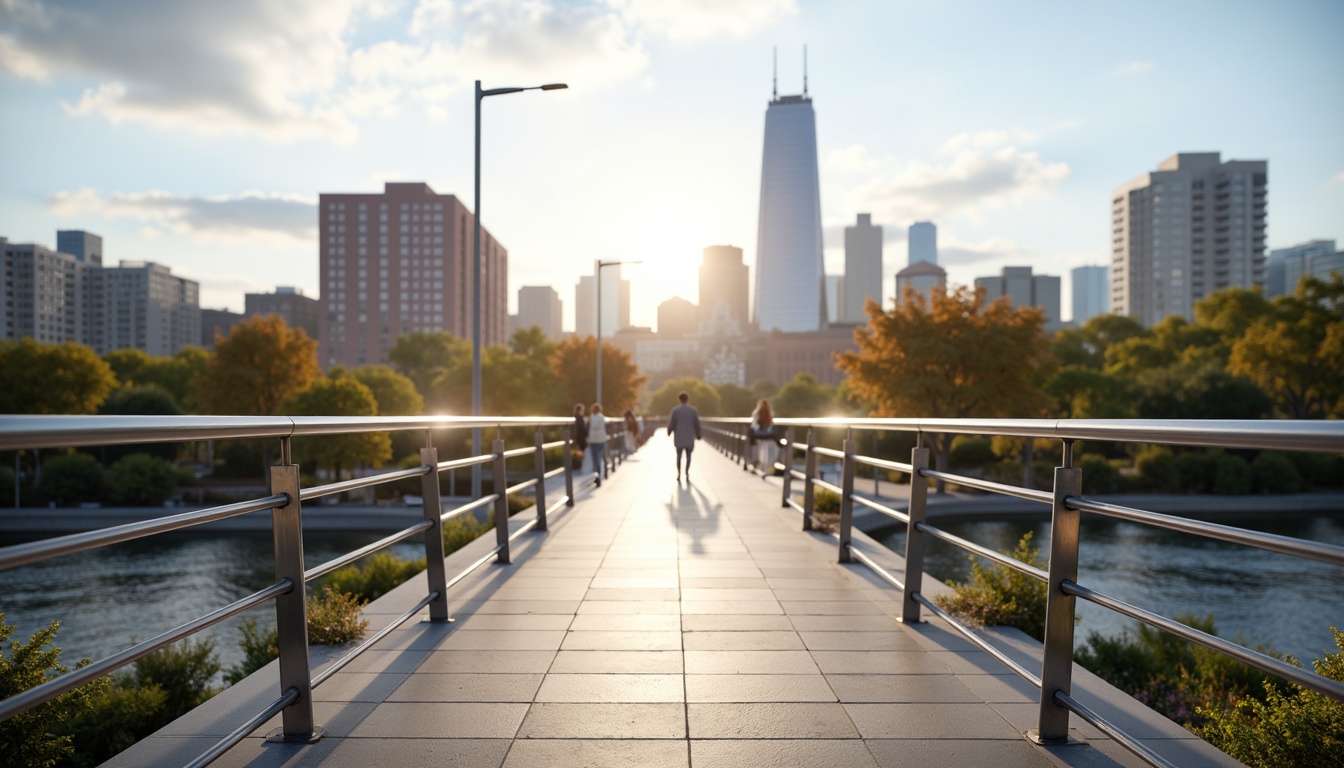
xmin=436 ymin=454 xmax=495 ymax=472
xmin=846 ymin=545 xmax=905 ymax=592
xmin=445 ymin=545 xmax=506 ymax=591
xmin=850 ymin=493 xmax=911 ymax=525
xmin=544 ymin=497 xmax=569 ymax=517
xmin=785 ymin=498 xmax=805 ymax=515
xmin=540 ymin=440 xmax=566 ymax=451
xmin=919 ymin=469 xmax=1055 ymax=504
xmin=500 ymin=446 xmax=536 ymax=459
xmin=1063 ymin=580 xmax=1344 ymax=702
xmin=508 ymin=517 xmax=540 ymax=542
xmin=300 ymin=466 xmax=429 ymax=502
xmin=812 ymin=477 xmax=844 ymax=496
xmin=916 ymin=522 xmax=1049 ymax=582
xmin=0 ymin=494 xmax=287 ymax=573
xmin=912 ymin=592 xmax=1043 ymax=688
xmin=312 ymin=592 xmax=438 ymax=688
xmin=304 ymin=521 xmax=435 ymax=583
xmin=1067 ymin=497 xmax=1344 ymax=567
xmin=441 ymin=494 xmax=499 ymax=523
xmin=812 ymin=446 xmax=845 ymax=459
xmin=789 ymin=469 xmax=807 ymax=481
xmin=852 ymin=454 xmax=914 ymax=474
xmin=184 ymin=688 xmax=300 ymax=768
xmin=504 ymin=478 xmax=538 ymax=495
xmin=1054 ymin=691 xmax=1176 ymax=768
xmin=543 ymin=466 xmax=567 ymax=480
xmin=0 ymin=580 xmax=291 ymax=723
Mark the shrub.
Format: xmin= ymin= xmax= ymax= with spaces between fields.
xmin=507 ymin=492 xmax=536 ymax=516
xmin=1077 ymin=453 xmax=1119 ymax=494
xmin=1195 ymin=627 xmax=1344 ymax=768
xmin=224 ymin=618 xmax=278 ymax=685
xmin=123 ymin=637 xmax=219 ymax=725
xmin=1289 ymin=452 xmax=1344 ymax=490
xmin=39 ymin=452 xmax=104 ymax=506
xmin=934 ymin=532 xmax=1048 ymax=641
xmin=1211 ymin=454 xmax=1252 ymax=495
xmin=1135 ymin=446 xmax=1178 ymax=492
xmin=1251 ymin=452 xmax=1302 ymax=495
xmin=443 ymin=512 xmax=493 ymax=555
xmin=323 ymin=552 xmax=426 ymax=604
xmin=949 ymin=436 xmax=996 ymax=468
xmin=1175 ymin=451 xmax=1218 ymax=493
xmin=58 ymin=683 xmax=168 ymax=767
xmin=306 ymin=586 xmax=369 ymax=645
xmin=0 ymin=466 xmax=14 ymax=503
xmin=0 ymin=614 xmax=107 ymax=768
xmin=108 ymin=453 xmax=179 ymax=505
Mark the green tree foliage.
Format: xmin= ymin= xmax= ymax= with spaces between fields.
xmin=339 ymin=365 xmax=424 ymax=415
xmin=59 ymin=683 xmax=167 ymax=767
xmin=285 ymin=377 xmax=391 ymax=480
xmin=443 ymin=512 xmax=493 ymax=554
xmin=1050 ymin=314 xmax=1145 ymax=369
xmin=224 ymin=619 xmax=278 ymax=685
xmin=0 ymin=614 xmax=107 ymax=768
xmin=0 ymin=339 xmax=117 ymax=415
xmin=1046 ymin=366 xmax=1133 ymax=418
xmin=198 ymin=315 xmax=318 ymax=416
xmin=323 ymin=552 xmax=427 ymax=604
xmin=39 ymin=452 xmax=104 ymax=506
xmin=1229 ymin=275 xmax=1344 ymax=418
xmin=551 ymin=335 xmax=648 ymax=416
xmin=1076 ymin=453 xmax=1120 ymax=494
xmin=122 ymin=638 xmax=219 ymax=726
xmin=1196 ymin=627 xmax=1344 ymax=768
xmin=1251 ymin=452 xmax=1302 ymax=494
xmin=1195 ymin=286 xmax=1275 ymax=342
xmin=934 ymin=532 xmax=1048 ymax=641
xmin=715 ymin=383 xmax=757 ymax=417
xmin=1133 ymin=360 xmax=1273 ymax=420
xmin=108 ymin=453 xmax=180 ymax=505
xmin=773 ymin=373 xmax=838 ymax=417
xmin=387 ymin=331 xmax=470 ymax=402
xmin=98 ymin=384 xmax=184 ymax=461
xmin=648 ymin=376 xmax=721 ymax=418
xmin=103 ymin=348 xmax=209 ymax=413
xmin=306 ymin=587 xmax=369 ymax=645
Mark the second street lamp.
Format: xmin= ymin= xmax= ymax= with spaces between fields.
xmin=472 ymin=79 xmax=566 ymax=497
xmin=594 ymin=259 xmax=640 ymax=408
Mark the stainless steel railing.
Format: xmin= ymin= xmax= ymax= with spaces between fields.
xmin=703 ymin=416 xmax=1344 ymax=768
xmin=0 ymin=414 xmax=613 ymax=767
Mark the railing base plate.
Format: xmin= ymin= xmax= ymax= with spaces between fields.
xmin=1026 ymin=728 xmax=1086 ymax=746
xmin=266 ymin=726 xmax=327 ymax=744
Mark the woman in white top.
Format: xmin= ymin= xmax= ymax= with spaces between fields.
xmin=587 ymin=403 xmax=609 ymax=487
xmin=750 ymin=398 xmax=776 ymax=473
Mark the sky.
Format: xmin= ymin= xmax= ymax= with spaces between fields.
xmin=1 ymin=0 xmax=1341 ymax=329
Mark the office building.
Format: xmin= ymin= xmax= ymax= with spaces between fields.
xmin=753 ymin=62 xmax=825 ymax=332
xmin=765 ymin=327 xmax=857 ymax=387
xmin=201 ymin=308 xmax=244 ymax=349
xmin=575 ymin=266 xmax=630 ymax=338
xmin=894 ymin=261 xmax=946 ymax=307
xmin=976 ymin=266 xmax=1061 ymax=327
xmin=319 ymin=182 xmax=506 ymax=369
xmin=825 ymin=275 xmax=843 ymax=324
xmin=512 ymin=285 xmax=563 ymax=340
xmin=246 ymin=286 xmax=319 ymax=341
xmin=843 ymin=213 xmax=883 ymax=322
xmin=1111 ymin=153 xmax=1267 ymax=326
xmin=1071 ymin=265 xmax=1109 ymax=324
xmin=1 ymin=238 xmax=85 ymax=345
xmin=909 ymin=221 xmax=937 ymax=265
xmin=698 ymin=245 xmax=749 ymax=335
xmin=57 ymin=230 xmax=103 ymax=266
xmin=1265 ymin=239 xmax=1338 ymax=298
xmin=657 ymin=296 xmax=698 ymax=339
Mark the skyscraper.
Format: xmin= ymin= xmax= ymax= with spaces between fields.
xmin=843 ymin=213 xmax=882 ymax=322
xmin=1265 ymin=239 xmax=1337 ymax=298
xmin=753 ymin=56 xmax=824 ymax=333
xmin=1071 ymin=265 xmax=1108 ymax=324
xmin=246 ymin=286 xmax=320 ymax=341
xmin=975 ymin=266 xmax=1061 ymax=327
xmin=909 ymin=221 xmax=937 ymax=265
xmin=514 ymin=285 xmax=563 ymax=340
xmin=319 ymin=182 xmax=506 ymax=369
xmin=574 ymin=266 xmax=629 ymax=338
xmin=698 ymin=245 xmax=749 ymax=335
xmin=1111 ymin=153 xmax=1267 ymax=326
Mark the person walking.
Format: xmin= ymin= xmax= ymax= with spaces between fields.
xmin=750 ymin=398 xmax=776 ymax=473
xmin=588 ymin=403 xmax=609 ymax=487
xmin=666 ymin=391 xmax=702 ymax=482
xmin=572 ymin=403 xmax=588 ymax=469
xmin=623 ymin=408 xmax=640 ymax=453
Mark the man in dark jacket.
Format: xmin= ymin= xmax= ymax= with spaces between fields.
xmin=666 ymin=391 xmax=701 ymax=482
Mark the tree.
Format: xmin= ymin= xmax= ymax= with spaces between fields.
xmin=0 ymin=339 xmax=116 ymax=414
xmin=837 ymin=288 xmax=1055 ymax=489
xmin=1229 ymin=276 xmax=1344 ymax=419
xmin=104 ymin=347 xmax=209 ymax=413
xmin=648 ymin=377 xmax=721 ymax=418
xmin=40 ymin=453 xmax=104 ymax=506
xmin=197 ymin=315 xmax=318 ymax=416
xmin=338 ymin=366 xmax=424 ymax=416
xmin=716 ymin=383 xmax=758 ymax=418
xmin=108 ymin=453 xmax=181 ymax=506
xmin=285 ymin=377 xmax=391 ymax=480
xmin=550 ymin=336 xmax=648 ymax=416
xmin=773 ymin=373 xmax=838 ymax=417
xmin=1050 ymin=314 xmax=1145 ymax=370
xmin=1134 ymin=360 xmax=1274 ymax=420
xmin=387 ymin=332 xmax=470 ymax=400
xmin=1046 ymin=366 xmax=1133 ymax=419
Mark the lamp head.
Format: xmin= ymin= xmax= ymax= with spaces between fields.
xmin=541 ymin=83 xmax=568 ymax=90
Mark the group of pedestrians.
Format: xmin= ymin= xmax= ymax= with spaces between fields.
xmin=571 ymin=403 xmax=645 ymax=488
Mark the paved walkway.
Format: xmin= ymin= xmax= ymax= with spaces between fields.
xmin=115 ymin=433 xmax=1236 ymax=767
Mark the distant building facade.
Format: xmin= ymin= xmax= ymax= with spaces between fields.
xmin=975 ymin=266 xmax=1061 ymax=327
xmin=1265 ymin=239 xmax=1339 ymax=298
xmin=246 ymin=286 xmax=319 ymax=341
xmin=825 ymin=275 xmax=843 ymax=324
xmin=1111 ymin=153 xmax=1267 ymax=326
xmin=201 ymin=308 xmax=244 ymax=349
xmin=843 ymin=213 xmax=882 ymax=322
xmin=575 ymin=266 xmax=630 ymax=338
xmin=765 ymin=328 xmax=857 ymax=387
xmin=894 ymin=261 xmax=946 ymax=307
xmin=909 ymin=221 xmax=937 ymax=265
xmin=698 ymin=245 xmax=750 ymax=335
xmin=319 ymin=182 xmax=506 ymax=369
xmin=87 ymin=261 xmax=201 ymax=356
xmin=657 ymin=296 xmax=698 ymax=338
xmin=512 ymin=285 xmax=563 ymax=340
xmin=1071 ymin=265 xmax=1109 ymax=324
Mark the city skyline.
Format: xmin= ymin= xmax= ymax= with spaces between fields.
xmin=1 ymin=0 xmax=1341 ymax=331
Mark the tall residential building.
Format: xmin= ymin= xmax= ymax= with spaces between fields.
xmin=574 ymin=266 xmax=630 ymax=338
xmin=843 ymin=213 xmax=882 ymax=322
xmin=319 ymin=182 xmax=506 ymax=369
xmin=57 ymin=230 xmax=103 ymax=266
xmin=753 ymin=66 xmax=824 ymax=332
xmin=513 ymin=285 xmax=563 ymax=340
xmin=246 ymin=286 xmax=320 ymax=341
xmin=657 ymin=296 xmax=698 ymax=338
xmin=698 ymin=245 xmax=749 ymax=335
xmin=1111 ymin=152 xmax=1267 ymax=326
xmin=976 ymin=266 xmax=1061 ymax=327
xmin=909 ymin=221 xmax=937 ymax=266
xmin=895 ymin=261 xmax=946 ymax=307
xmin=201 ymin=308 xmax=244 ymax=349
xmin=86 ymin=262 xmax=201 ymax=356
xmin=1 ymin=238 xmax=86 ymax=345
xmin=1071 ymin=265 xmax=1109 ymax=324
xmin=1265 ymin=239 xmax=1338 ymax=298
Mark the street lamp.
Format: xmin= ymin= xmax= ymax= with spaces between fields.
xmin=594 ymin=259 xmax=640 ymax=407
xmin=472 ymin=79 xmax=567 ymax=497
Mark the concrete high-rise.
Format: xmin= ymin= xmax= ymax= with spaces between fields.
xmin=1 ymin=238 xmax=86 ymax=345
xmin=514 ymin=285 xmax=563 ymax=340
xmin=246 ymin=286 xmax=319 ymax=341
xmin=1071 ymin=265 xmax=1108 ymax=324
xmin=843 ymin=213 xmax=882 ymax=322
xmin=909 ymin=221 xmax=937 ymax=266
xmin=574 ymin=266 xmax=629 ymax=338
xmin=1265 ymin=239 xmax=1338 ymax=298
xmin=1111 ymin=153 xmax=1267 ymax=326
xmin=976 ymin=266 xmax=1061 ymax=327
xmin=698 ymin=245 xmax=749 ymax=335
xmin=753 ymin=66 xmax=824 ymax=332
xmin=319 ymin=182 xmax=506 ymax=369
xmin=657 ymin=296 xmax=698 ymax=338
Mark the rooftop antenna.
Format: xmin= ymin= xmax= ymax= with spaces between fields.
xmin=803 ymin=44 xmax=809 ymax=96
xmin=772 ymin=46 xmax=777 ymax=100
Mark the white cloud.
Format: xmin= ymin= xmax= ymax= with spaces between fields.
xmin=607 ymin=0 xmax=796 ymax=41
xmin=1114 ymin=60 xmax=1156 ymax=77
xmin=49 ymin=188 xmax=317 ymax=244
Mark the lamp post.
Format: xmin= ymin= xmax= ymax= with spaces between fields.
xmin=472 ymin=79 xmax=566 ymax=497
xmin=594 ymin=259 xmax=640 ymax=407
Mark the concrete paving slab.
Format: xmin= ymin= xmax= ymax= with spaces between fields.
xmin=686 ymin=674 xmax=837 ymax=703
xmin=569 ymin=613 xmax=681 ymax=631
xmin=688 ymin=702 xmax=860 ymax=738
xmin=560 ymin=629 xmax=682 ymax=650
xmin=417 ymin=649 xmax=557 ymax=674
xmin=534 ymin=673 xmax=684 ymax=702
xmin=517 ymin=702 xmax=686 ymax=738
xmin=844 ymin=702 xmax=1024 ymax=739
xmin=825 ymin=673 xmax=982 ymax=703
xmin=681 ymin=613 xmax=795 ymax=632
xmin=503 ymin=739 xmax=689 ymax=768
xmin=549 ymin=650 xmax=684 ymax=673
xmin=347 ymin=701 xmax=529 ymax=738
xmin=386 ymin=673 xmax=544 ymax=702
xmin=690 ymin=739 xmax=879 ymax=768
xmin=684 ymin=649 xmax=820 ymax=674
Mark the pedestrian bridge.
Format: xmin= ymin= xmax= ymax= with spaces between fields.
xmin=2 ymin=415 xmax=1342 ymax=767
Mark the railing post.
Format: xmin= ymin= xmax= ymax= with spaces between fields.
xmin=533 ymin=429 xmax=548 ymax=532
xmin=563 ymin=427 xmax=575 ymax=507
xmin=780 ymin=427 xmax=795 ymax=508
xmin=802 ymin=428 xmax=818 ymax=532
xmin=1033 ymin=460 xmax=1083 ymax=745
xmin=838 ymin=433 xmax=856 ymax=563
xmin=420 ymin=440 xmax=450 ymax=622
xmin=492 ymin=437 xmax=511 ymax=564
xmin=901 ymin=445 xmax=930 ymax=624
xmin=266 ymin=454 xmax=322 ymax=743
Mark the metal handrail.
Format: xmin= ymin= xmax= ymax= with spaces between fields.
xmin=304 ymin=521 xmax=435 ymax=583
xmin=916 ymin=521 xmax=1049 ymax=582
xmin=300 ymin=465 xmax=431 ymax=501
xmin=919 ymin=468 xmax=1054 ymax=504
